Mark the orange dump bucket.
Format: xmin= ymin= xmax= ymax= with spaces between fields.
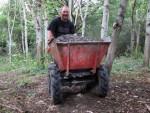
xmin=48 ymin=40 xmax=111 ymax=72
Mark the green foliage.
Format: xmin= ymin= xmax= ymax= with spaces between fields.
xmin=86 ymin=1 xmax=103 ymax=39
xmin=0 ymin=0 xmax=149 ymax=74
xmin=112 ymin=56 xmax=143 ymax=74
xmin=0 ymin=0 xmax=147 ymax=56
xmin=16 ymin=74 xmax=32 ymax=87
xmin=0 ymin=54 xmax=49 ymax=74
xmin=116 ymin=22 xmax=131 ymax=56
xmin=131 ymin=46 xmax=143 ymax=59
xmin=0 ymin=108 xmax=12 ymax=113
xmin=0 ymin=9 xmax=7 ymax=48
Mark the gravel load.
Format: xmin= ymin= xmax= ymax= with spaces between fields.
xmin=56 ymin=34 xmax=97 ymax=42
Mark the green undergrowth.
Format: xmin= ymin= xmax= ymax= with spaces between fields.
xmin=112 ymin=56 xmax=145 ymax=74
xmin=0 ymin=108 xmax=12 ymax=113
xmin=0 ymin=54 xmax=147 ymax=76
xmin=0 ymin=54 xmax=51 ymax=75
xmin=15 ymin=73 xmax=45 ymax=87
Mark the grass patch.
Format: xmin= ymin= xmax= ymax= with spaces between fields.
xmin=0 ymin=54 xmax=146 ymax=76
xmin=0 ymin=108 xmax=12 ymax=113
xmin=112 ymin=56 xmax=143 ymax=74
xmin=16 ymin=75 xmax=33 ymax=87
xmin=0 ymin=54 xmax=50 ymax=75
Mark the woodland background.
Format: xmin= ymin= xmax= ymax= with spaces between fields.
xmin=0 ymin=0 xmax=149 ymax=73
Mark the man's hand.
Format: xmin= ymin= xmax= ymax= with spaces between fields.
xmin=48 ymin=38 xmax=54 ymax=45
xmin=47 ymin=38 xmax=55 ymax=53
xmin=48 ymin=30 xmax=55 ymax=45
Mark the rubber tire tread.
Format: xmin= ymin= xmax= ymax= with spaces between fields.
xmin=48 ymin=64 xmax=62 ymax=104
xmin=48 ymin=65 xmax=51 ymax=96
xmin=97 ymin=65 xmax=109 ymax=97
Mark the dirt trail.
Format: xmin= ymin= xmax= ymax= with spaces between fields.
xmin=0 ymin=72 xmax=150 ymax=113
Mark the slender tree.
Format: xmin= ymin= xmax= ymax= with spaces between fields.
xmin=7 ymin=0 xmax=17 ymax=62
xmin=101 ymin=0 xmax=109 ymax=39
xmin=105 ymin=0 xmax=128 ymax=72
xmin=130 ymin=0 xmax=136 ymax=52
xmin=74 ymin=5 xmax=79 ymax=27
xmin=33 ymin=0 xmax=42 ymax=62
xmin=78 ymin=0 xmax=90 ymax=37
xmin=69 ymin=0 xmax=73 ymax=22
xmin=135 ymin=23 xmax=140 ymax=54
xmin=24 ymin=1 xmax=29 ymax=56
xmin=144 ymin=1 xmax=150 ymax=67
xmin=19 ymin=0 xmax=25 ymax=54
xmin=44 ymin=9 xmax=48 ymax=54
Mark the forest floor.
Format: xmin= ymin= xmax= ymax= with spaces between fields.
xmin=0 ymin=70 xmax=150 ymax=113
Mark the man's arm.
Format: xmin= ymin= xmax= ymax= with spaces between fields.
xmin=48 ymin=30 xmax=54 ymax=45
xmin=47 ymin=18 xmax=57 ymax=45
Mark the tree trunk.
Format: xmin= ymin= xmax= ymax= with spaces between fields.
xmin=69 ymin=0 xmax=73 ymax=22
xmin=34 ymin=1 xmax=42 ymax=62
xmin=144 ymin=2 xmax=150 ymax=67
xmin=19 ymin=0 xmax=25 ymax=54
xmin=21 ymin=23 xmax=25 ymax=54
xmin=35 ymin=16 xmax=42 ymax=62
xmin=101 ymin=0 xmax=109 ymax=39
xmin=23 ymin=1 xmax=28 ymax=56
xmin=130 ymin=30 xmax=135 ymax=52
xmin=7 ymin=15 xmax=12 ymax=62
xmin=105 ymin=0 xmax=128 ymax=73
xmin=74 ymin=7 xmax=79 ymax=27
xmin=130 ymin=0 xmax=136 ymax=52
xmin=82 ymin=18 xmax=86 ymax=37
xmin=78 ymin=0 xmax=90 ymax=37
xmin=44 ymin=10 xmax=48 ymax=53
xmin=135 ymin=23 xmax=140 ymax=54
xmin=7 ymin=0 xmax=16 ymax=62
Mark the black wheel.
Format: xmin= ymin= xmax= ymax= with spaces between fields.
xmin=48 ymin=64 xmax=62 ymax=104
xmin=97 ymin=65 xmax=109 ymax=97
xmin=48 ymin=64 xmax=52 ymax=96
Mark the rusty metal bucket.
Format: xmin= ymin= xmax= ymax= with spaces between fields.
xmin=48 ymin=40 xmax=111 ymax=73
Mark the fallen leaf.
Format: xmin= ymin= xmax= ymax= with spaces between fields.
xmin=145 ymin=104 xmax=150 ymax=112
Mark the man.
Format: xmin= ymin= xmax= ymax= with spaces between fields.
xmin=47 ymin=6 xmax=75 ymax=44
xmin=47 ymin=6 xmax=75 ymax=105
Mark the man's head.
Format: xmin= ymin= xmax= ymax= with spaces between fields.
xmin=60 ymin=6 xmax=69 ymax=22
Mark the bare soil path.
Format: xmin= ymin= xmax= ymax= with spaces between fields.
xmin=0 ymin=71 xmax=150 ymax=113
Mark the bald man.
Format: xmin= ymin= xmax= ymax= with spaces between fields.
xmin=47 ymin=6 xmax=75 ymax=44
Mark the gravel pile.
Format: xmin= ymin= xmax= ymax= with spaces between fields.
xmin=56 ymin=34 xmax=96 ymax=42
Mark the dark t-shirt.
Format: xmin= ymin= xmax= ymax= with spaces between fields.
xmin=47 ymin=17 xmax=75 ymax=38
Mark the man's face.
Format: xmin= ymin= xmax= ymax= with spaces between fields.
xmin=60 ymin=7 xmax=69 ymax=21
